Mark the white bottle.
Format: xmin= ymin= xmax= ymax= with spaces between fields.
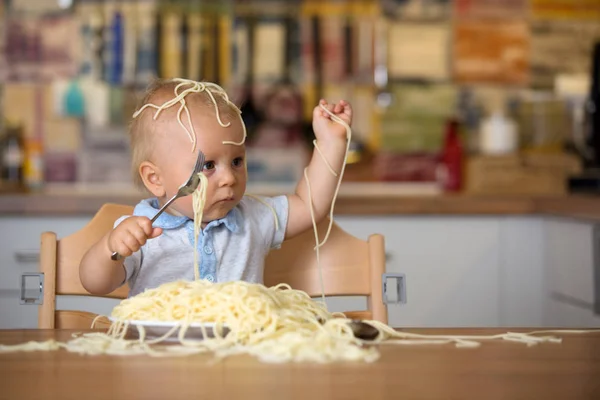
xmin=479 ymin=110 xmax=518 ymax=155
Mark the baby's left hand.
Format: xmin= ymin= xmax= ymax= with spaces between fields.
xmin=312 ymin=99 xmax=353 ymax=142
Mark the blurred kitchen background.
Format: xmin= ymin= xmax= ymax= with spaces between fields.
xmin=0 ymin=0 xmax=599 ymax=195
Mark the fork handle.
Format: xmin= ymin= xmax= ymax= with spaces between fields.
xmin=110 ymin=194 xmax=181 ymax=261
xmin=150 ymin=194 xmax=179 ymax=223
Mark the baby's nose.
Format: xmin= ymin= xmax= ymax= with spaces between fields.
xmin=219 ymin=167 xmax=236 ymax=186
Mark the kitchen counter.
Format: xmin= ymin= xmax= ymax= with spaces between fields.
xmin=0 ymin=182 xmax=599 ymax=221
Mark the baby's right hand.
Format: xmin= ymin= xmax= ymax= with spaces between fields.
xmin=108 ymin=216 xmax=163 ymax=259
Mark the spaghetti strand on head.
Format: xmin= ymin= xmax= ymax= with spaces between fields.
xmin=133 ymin=79 xmax=247 ymax=153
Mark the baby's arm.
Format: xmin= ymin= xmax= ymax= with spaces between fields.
xmin=285 ymin=99 xmax=352 ymax=239
xmin=79 ymin=216 xmax=162 ymax=294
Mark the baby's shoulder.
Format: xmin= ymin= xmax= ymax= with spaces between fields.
xmin=235 ymin=195 xmax=289 ymax=248
xmin=238 ymin=194 xmax=288 ymax=215
xmin=235 ymin=194 xmax=287 ymax=230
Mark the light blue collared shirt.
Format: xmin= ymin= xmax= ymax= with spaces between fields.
xmin=114 ymin=195 xmax=288 ymax=297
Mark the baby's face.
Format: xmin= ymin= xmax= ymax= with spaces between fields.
xmin=156 ymin=110 xmax=247 ymax=225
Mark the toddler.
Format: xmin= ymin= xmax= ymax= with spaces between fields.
xmin=79 ymin=79 xmax=352 ymax=297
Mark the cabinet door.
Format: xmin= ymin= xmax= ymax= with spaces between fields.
xmin=336 ymin=216 xmax=501 ymax=328
xmin=543 ymin=217 xmax=600 ymax=327
xmin=0 ymin=216 xmax=91 ymax=328
xmin=0 ymin=289 xmax=38 ymax=329
xmin=0 ymin=216 xmax=90 ymax=288
xmin=498 ymin=217 xmax=545 ymax=327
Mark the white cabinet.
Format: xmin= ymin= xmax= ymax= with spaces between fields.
xmin=498 ymin=217 xmax=545 ymax=327
xmin=0 ymin=216 xmax=91 ymax=328
xmin=336 ymin=216 xmax=503 ymax=328
xmin=542 ymin=217 xmax=600 ymax=328
xmin=1 ymin=212 xmax=598 ymax=330
xmin=336 ymin=215 xmax=599 ymax=329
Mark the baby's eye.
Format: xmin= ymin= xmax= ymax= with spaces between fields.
xmin=203 ymin=161 xmax=215 ymax=171
xmin=232 ymin=157 xmax=244 ymax=168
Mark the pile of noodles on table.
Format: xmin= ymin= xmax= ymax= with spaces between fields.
xmin=0 ymin=279 xmax=585 ymax=363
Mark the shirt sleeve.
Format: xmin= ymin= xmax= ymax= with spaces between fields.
xmin=246 ymin=195 xmax=289 ymax=250
xmin=266 ymin=195 xmax=289 ymax=249
xmin=113 ymin=215 xmax=142 ymax=285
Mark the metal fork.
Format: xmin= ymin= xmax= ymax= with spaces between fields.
xmin=111 ymin=150 xmax=206 ymax=261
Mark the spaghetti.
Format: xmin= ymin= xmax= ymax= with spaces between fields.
xmin=303 ymin=105 xmax=352 ymax=303
xmin=192 ymin=173 xmax=208 ymax=281
xmin=0 ymin=279 xmax=593 ymax=362
xmin=133 ymin=79 xmax=247 ymax=152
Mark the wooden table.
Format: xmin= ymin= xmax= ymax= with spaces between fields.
xmin=1 ymin=328 xmax=599 ymax=400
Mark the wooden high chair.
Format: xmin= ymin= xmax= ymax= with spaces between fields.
xmin=28 ymin=203 xmax=401 ymax=329
xmin=34 ymin=204 xmax=131 ymax=329
xmin=264 ymin=222 xmax=390 ymax=322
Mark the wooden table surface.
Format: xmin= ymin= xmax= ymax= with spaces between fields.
xmin=1 ymin=328 xmax=599 ymax=400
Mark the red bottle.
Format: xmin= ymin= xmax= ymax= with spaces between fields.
xmin=440 ymin=118 xmax=463 ymax=192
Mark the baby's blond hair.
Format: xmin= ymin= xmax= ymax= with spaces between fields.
xmin=129 ymin=79 xmax=241 ymax=188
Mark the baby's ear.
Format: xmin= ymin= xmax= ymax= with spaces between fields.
xmin=139 ymin=161 xmax=166 ymax=198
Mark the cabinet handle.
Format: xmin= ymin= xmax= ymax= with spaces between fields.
xmin=20 ymin=273 xmax=44 ymax=305
xmin=14 ymin=251 xmax=40 ymax=264
xmin=382 ymin=273 xmax=407 ymax=304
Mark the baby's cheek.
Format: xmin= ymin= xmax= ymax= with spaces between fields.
xmin=237 ymin=166 xmax=248 ymax=183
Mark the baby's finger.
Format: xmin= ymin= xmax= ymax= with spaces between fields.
xmin=150 ymin=227 xmax=163 ymax=238
xmin=123 ymin=233 xmax=143 ymax=253
xmin=131 ymin=226 xmax=150 ymax=246
xmin=324 ymin=103 xmax=336 ymax=116
xmin=113 ymin=241 xmax=132 ymax=258
xmin=342 ymin=102 xmax=353 ymax=117
xmin=135 ymin=217 xmax=152 ymax=235
xmin=334 ymin=102 xmax=344 ymax=114
xmin=314 ymin=101 xmax=328 ymax=118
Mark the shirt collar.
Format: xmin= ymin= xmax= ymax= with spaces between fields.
xmin=133 ymin=197 xmax=241 ymax=233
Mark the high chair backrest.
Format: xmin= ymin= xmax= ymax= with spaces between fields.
xmin=39 ymin=204 xmax=131 ymax=329
xmin=264 ymin=222 xmax=387 ymax=322
xmin=38 ymin=203 xmax=388 ymax=329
